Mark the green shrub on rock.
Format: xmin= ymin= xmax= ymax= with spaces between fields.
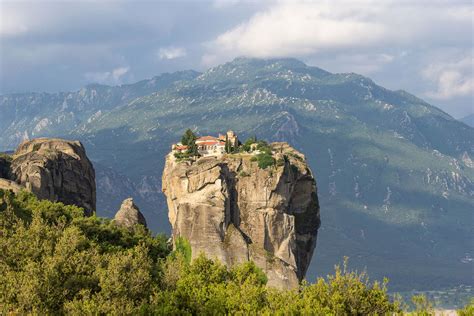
xmin=256 ymin=152 xmax=275 ymax=169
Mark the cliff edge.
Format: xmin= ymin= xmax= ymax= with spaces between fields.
xmin=162 ymin=142 xmax=320 ymax=289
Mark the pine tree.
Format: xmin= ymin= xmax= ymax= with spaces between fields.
xmin=187 ymin=142 xmax=199 ymax=157
xmin=225 ymin=135 xmax=230 ymax=154
xmin=181 ymin=129 xmax=196 ymax=146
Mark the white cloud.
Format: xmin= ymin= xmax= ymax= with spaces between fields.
xmin=306 ymin=52 xmax=395 ymax=75
xmin=111 ymin=67 xmax=130 ymax=81
xmin=203 ymin=1 xmax=472 ymax=66
xmin=0 ymin=7 xmax=28 ymax=36
xmin=84 ymin=66 xmax=130 ymax=85
xmin=203 ymin=1 xmax=386 ymax=65
xmin=158 ymin=46 xmax=187 ymax=60
xmin=422 ymin=57 xmax=474 ymax=100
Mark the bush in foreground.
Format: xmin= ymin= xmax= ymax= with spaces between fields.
xmin=0 ymin=189 xmax=468 ymax=314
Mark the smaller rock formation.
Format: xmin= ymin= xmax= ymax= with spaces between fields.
xmin=0 ymin=178 xmax=23 ymax=194
xmin=114 ymin=198 xmax=147 ymax=228
xmin=9 ymin=138 xmax=96 ymax=215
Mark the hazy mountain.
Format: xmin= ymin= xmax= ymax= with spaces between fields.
xmin=0 ymin=58 xmax=472 ymax=292
xmin=0 ymin=70 xmax=199 ymax=150
xmin=460 ymin=114 xmax=474 ymax=127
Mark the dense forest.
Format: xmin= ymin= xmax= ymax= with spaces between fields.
xmin=1 ymin=189 xmax=472 ymax=315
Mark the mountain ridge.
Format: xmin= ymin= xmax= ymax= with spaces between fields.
xmin=0 ymin=70 xmax=200 ymax=150
xmin=460 ymin=114 xmax=474 ymax=127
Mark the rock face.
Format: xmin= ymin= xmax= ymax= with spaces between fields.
xmin=162 ymin=142 xmax=320 ymax=289
xmin=8 ymin=138 xmax=96 ymax=215
xmin=0 ymin=178 xmax=23 ymax=194
xmin=114 ymin=198 xmax=147 ymax=228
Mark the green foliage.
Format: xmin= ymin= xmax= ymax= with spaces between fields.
xmin=224 ymin=134 xmax=238 ymax=153
xmin=173 ymin=151 xmax=190 ymax=160
xmin=173 ymin=236 xmax=192 ymax=264
xmin=224 ymin=134 xmax=230 ymax=154
xmin=151 ymin=255 xmax=269 ymax=314
xmin=1 ymin=189 xmax=434 ymax=314
xmin=259 ymin=257 xmax=401 ymax=315
xmin=187 ymin=142 xmax=199 ymax=157
xmin=147 ymin=255 xmax=399 ymax=315
xmin=180 ymin=129 xmax=199 ymax=157
xmin=245 ymin=140 xmax=277 ymax=169
xmin=458 ymin=298 xmax=474 ymax=316
xmin=256 ymin=152 xmax=275 ymax=169
xmin=180 ymin=129 xmax=197 ymax=146
xmin=0 ymin=190 xmax=32 ymax=227
xmin=287 ymin=152 xmax=304 ymax=161
xmin=410 ymin=294 xmax=434 ymax=315
xmin=301 ymin=258 xmax=400 ymax=315
xmin=241 ymin=136 xmax=257 ymax=152
xmin=0 ymin=189 xmax=169 ymax=314
xmin=0 ymin=153 xmax=12 ymax=162
xmin=256 ymin=140 xmax=271 ymax=152
xmin=239 ymin=170 xmax=250 ymax=177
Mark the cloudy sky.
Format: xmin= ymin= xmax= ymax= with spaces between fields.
xmin=1 ymin=0 xmax=472 ymax=118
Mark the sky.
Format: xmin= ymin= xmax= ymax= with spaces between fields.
xmin=0 ymin=0 xmax=472 ymax=118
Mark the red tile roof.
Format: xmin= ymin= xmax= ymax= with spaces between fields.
xmin=198 ymin=141 xmax=224 ymax=146
xmin=197 ymin=136 xmax=218 ymax=141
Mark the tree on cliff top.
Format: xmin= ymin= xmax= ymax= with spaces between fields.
xmin=181 ymin=129 xmax=197 ymax=146
xmin=180 ymin=129 xmax=199 ymax=156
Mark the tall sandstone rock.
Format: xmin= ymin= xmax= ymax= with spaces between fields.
xmin=9 ymin=138 xmax=96 ymax=215
xmin=162 ymin=142 xmax=320 ymax=289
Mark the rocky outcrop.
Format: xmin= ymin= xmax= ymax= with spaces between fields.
xmin=114 ymin=198 xmax=147 ymax=228
xmin=0 ymin=178 xmax=23 ymax=194
xmin=162 ymin=142 xmax=320 ymax=289
xmin=7 ymin=138 xmax=96 ymax=215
